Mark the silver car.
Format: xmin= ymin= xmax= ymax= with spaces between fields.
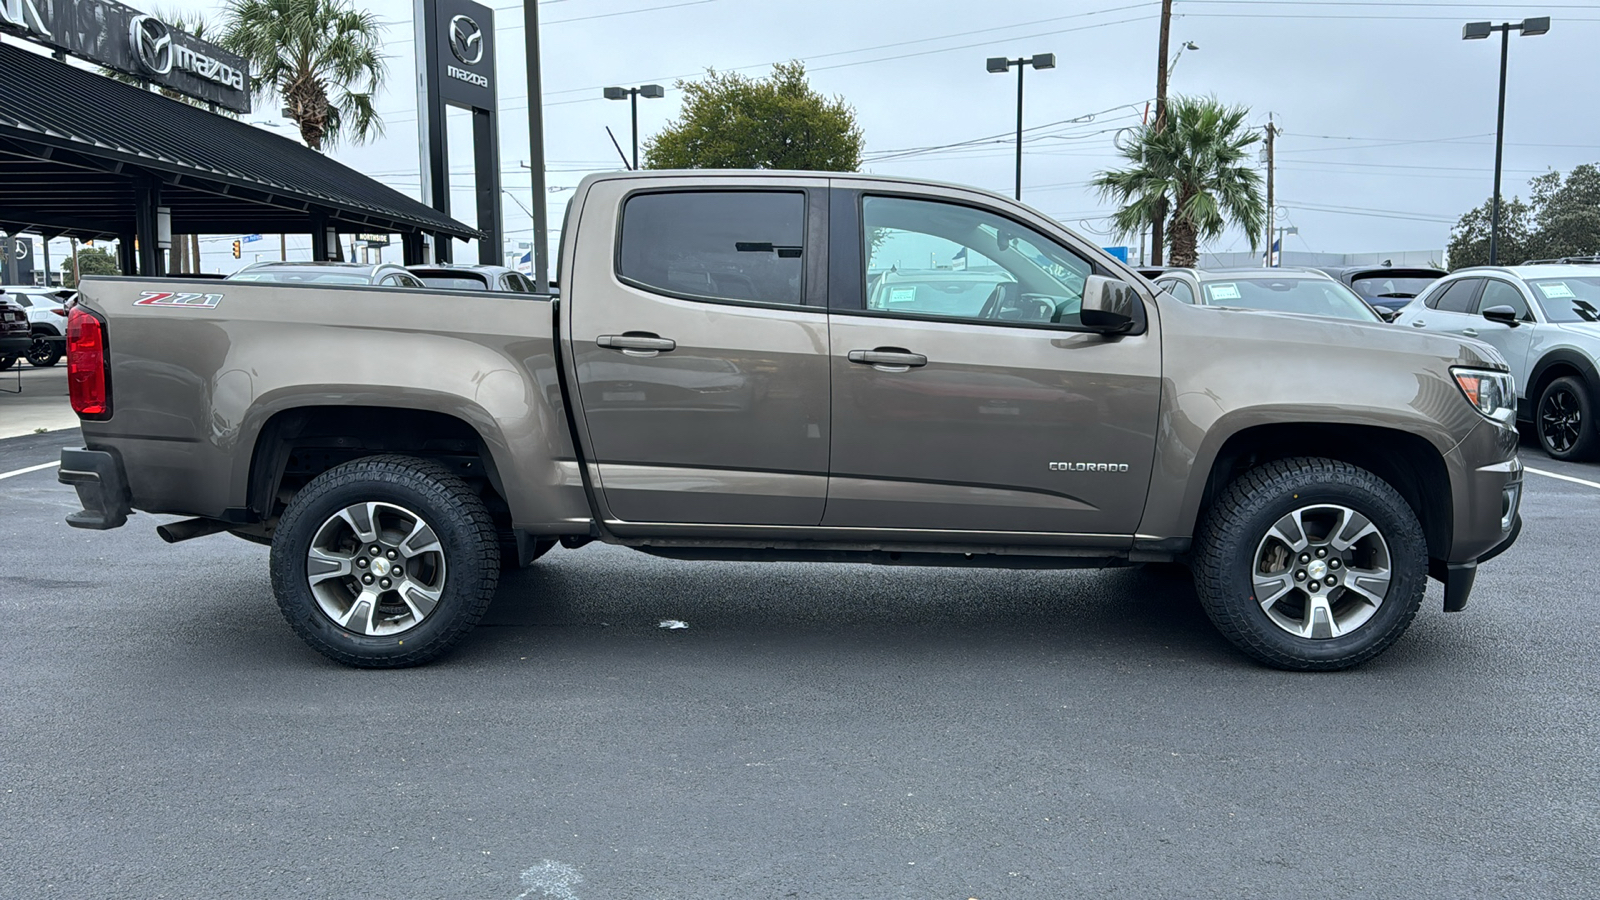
xmin=1393 ymin=263 xmax=1600 ymax=460
xmin=1153 ymin=267 xmax=1385 ymax=324
xmin=228 ymin=261 xmax=426 ymax=288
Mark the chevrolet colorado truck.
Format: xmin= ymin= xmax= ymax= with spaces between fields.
xmin=58 ymin=171 xmax=1523 ymax=670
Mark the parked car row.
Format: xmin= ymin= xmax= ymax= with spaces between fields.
xmin=227 ymin=261 xmax=540 ymax=293
xmin=0 ymin=286 xmax=71 ymax=369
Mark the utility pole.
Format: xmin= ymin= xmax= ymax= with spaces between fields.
xmin=1263 ymin=115 xmax=1277 ymax=267
xmin=525 ymin=0 xmax=551 ymax=293
xmin=1150 ymin=0 xmax=1173 ymax=266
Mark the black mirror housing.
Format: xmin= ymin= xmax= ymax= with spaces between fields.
xmin=1482 ymin=305 xmax=1521 ymax=327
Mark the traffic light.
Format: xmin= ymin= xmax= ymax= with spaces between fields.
xmin=232 ymin=240 xmax=241 ymax=259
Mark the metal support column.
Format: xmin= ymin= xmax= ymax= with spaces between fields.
xmin=473 ymin=108 xmax=504 ymax=265
xmin=134 ymin=182 xmax=162 ymax=276
xmin=310 ymin=211 xmax=330 ymax=261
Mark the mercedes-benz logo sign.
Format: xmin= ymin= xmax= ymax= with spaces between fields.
xmin=129 ymin=15 xmax=173 ymax=76
xmin=448 ymin=14 xmax=483 ymax=66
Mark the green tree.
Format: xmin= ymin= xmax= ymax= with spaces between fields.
xmin=1092 ymin=95 xmax=1265 ymax=268
xmin=643 ymin=62 xmax=863 ymax=171
xmin=220 ymin=0 xmax=387 ymax=151
xmin=1530 ymin=164 xmax=1600 ymax=260
xmin=61 ymin=247 xmax=121 ymax=287
xmin=1445 ymin=195 xmax=1538 ymax=270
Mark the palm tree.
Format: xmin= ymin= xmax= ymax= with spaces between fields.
xmin=1093 ymin=96 xmax=1265 ymax=268
xmin=220 ymin=0 xmax=387 ymax=152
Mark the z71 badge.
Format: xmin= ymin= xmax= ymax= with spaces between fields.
xmin=134 ymin=291 xmax=224 ymax=309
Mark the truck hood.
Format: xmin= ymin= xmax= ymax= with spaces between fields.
xmin=1172 ymin=301 xmax=1508 ymax=372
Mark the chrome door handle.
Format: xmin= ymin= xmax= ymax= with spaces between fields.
xmin=597 ymin=333 xmax=676 ymax=356
xmin=848 ymin=349 xmax=928 ymax=371
xmin=1462 ymin=328 xmax=1479 ymax=337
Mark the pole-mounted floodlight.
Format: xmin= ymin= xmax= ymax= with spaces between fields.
xmin=603 ymin=84 xmax=666 ymax=170
xmin=986 ymin=53 xmax=1056 ymax=200
xmin=1462 ymin=15 xmax=1551 ymax=264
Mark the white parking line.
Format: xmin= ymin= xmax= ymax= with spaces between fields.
xmin=0 ymin=461 xmax=59 ymax=481
xmin=1525 ymin=466 xmax=1600 ymax=491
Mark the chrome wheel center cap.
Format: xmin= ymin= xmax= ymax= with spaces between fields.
xmin=1307 ymin=559 xmax=1328 ymax=581
xmin=371 ymin=557 xmax=391 ymax=577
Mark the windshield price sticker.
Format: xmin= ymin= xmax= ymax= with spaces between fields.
xmin=1537 ymin=282 xmax=1577 ymax=300
xmin=1208 ymin=283 xmax=1241 ymax=301
xmin=889 ymin=287 xmax=918 ymax=303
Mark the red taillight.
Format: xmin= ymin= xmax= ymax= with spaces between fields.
xmin=67 ymin=306 xmax=110 ymax=418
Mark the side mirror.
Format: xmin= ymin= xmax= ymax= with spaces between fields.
xmin=1481 ymin=305 xmax=1521 ymax=327
xmin=1080 ymin=275 xmax=1140 ymax=334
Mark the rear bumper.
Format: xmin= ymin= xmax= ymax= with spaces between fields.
xmin=0 ymin=335 xmax=29 ymax=355
xmin=58 ymin=448 xmax=132 ymax=529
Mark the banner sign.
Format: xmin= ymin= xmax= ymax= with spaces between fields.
xmin=0 ymin=236 xmax=34 ymax=285
xmin=0 ymin=0 xmax=252 ymax=113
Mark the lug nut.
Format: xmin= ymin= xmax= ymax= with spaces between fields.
xmin=1329 ymin=559 xmax=1340 ymax=570
xmin=1299 ymin=553 xmax=1310 ymax=563
xmin=1294 ymin=570 xmax=1306 ymax=581
xmin=1316 ymin=547 xmax=1328 ymax=558
xmin=391 ymin=566 xmax=402 ymax=577
xmin=362 ymin=574 xmax=374 ymax=584
xmin=369 ymin=545 xmax=381 ymax=555
xmin=1308 ymin=581 xmax=1321 ymax=592
xmin=387 ymin=549 xmax=398 ymax=560
xmin=356 ymin=558 xmax=369 ymax=569
xmin=1325 ymin=576 xmax=1337 ymax=586
xmin=380 ymin=578 xmax=391 ymax=589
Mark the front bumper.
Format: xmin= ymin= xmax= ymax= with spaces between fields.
xmin=58 ymin=448 xmax=132 ymax=529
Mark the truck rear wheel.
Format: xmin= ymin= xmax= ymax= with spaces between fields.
xmin=1193 ymin=457 xmax=1427 ymax=671
xmin=269 ymin=455 xmax=500 ymax=668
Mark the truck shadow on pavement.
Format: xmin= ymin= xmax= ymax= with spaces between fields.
xmin=475 ymin=546 xmax=1238 ymax=665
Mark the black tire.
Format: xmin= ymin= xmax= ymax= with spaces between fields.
xmin=269 ymin=454 xmax=500 ymax=668
xmin=0 ymin=355 xmax=15 ymax=371
xmin=26 ymin=335 xmax=61 ymax=367
xmin=1536 ymin=375 xmax=1599 ymax=461
xmin=1192 ymin=457 xmax=1427 ymax=671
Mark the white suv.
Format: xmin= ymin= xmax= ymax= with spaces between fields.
xmin=1393 ymin=264 xmax=1600 ymax=460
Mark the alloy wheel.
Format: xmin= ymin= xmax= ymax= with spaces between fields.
xmin=305 ymin=501 xmax=448 ymax=636
xmin=1251 ymin=504 xmax=1392 ymax=640
xmin=1540 ymin=387 xmax=1582 ymax=454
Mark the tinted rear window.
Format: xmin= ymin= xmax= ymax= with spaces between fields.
xmin=1349 ymin=274 xmax=1439 ymax=299
xmin=618 ymin=191 xmax=806 ymax=306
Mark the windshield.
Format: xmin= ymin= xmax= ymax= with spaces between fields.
xmin=1349 ymin=274 xmax=1439 ymax=299
xmin=415 ymin=274 xmax=489 ymax=291
xmin=230 ymin=271 xmax=372 ymax=285
xmin=1528 ymin=278 xmax=1600 ymax=323
xmin=1200 ymin=277 xmax=1381 ymax=322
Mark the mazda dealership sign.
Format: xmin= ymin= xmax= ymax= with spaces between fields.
xmin=0 ymin=0 xmax=251 ymax=113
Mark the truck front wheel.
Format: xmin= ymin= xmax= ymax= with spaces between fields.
xmin=1193 ymin=457 xmax=1427 ymax=671
xmin=269 ymin=455 xmax=500 ymax=668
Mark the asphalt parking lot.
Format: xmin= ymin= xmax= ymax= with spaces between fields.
xmin=2 ymin=427 xmax=1598 ymax=899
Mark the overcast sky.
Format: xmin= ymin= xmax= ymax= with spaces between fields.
xmin=20 ymin=0 xmax=1600 ymax=271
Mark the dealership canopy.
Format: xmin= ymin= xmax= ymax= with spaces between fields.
xmin=0 ymin=40 xmax=476 ymax=270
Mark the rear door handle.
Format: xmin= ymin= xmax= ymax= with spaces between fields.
xmin=848 ymin=349 xmax=928 ymax=371
xmin=1411 ymin=320 xmax=1427 ymax=327
xmin=597 ymin=333 xmax=676 ymax=356
xmin=1462 ymin=328 xmax=1479 ymax=338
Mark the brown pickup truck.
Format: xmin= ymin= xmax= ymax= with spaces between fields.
xmin=59 ymin=171 xmax=1522 ymax=670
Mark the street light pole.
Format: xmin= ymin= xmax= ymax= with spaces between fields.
xmin=986 ymin=54 xmax=1055 ymax=201
xmin=1463 ymin=16 xmax=1550 ymax=265
xmin=604 ymin=84 xmax=666 ymax=171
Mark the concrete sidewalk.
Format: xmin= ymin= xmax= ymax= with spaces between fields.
xmin=0 ymin=364 xmax=79 ymax=439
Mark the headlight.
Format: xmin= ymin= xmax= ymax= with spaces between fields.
xmin=1452 ymin=367 xmax=1517 ymax=425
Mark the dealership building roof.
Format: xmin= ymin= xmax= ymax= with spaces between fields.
xmin=0 ymin=41 xmax=473 ymax=270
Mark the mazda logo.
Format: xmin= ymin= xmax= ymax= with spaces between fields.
xmin=129 ymin=15 xmax=172 ymax=76
xmin=448 ymin=14 xmax=483 ymax=66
